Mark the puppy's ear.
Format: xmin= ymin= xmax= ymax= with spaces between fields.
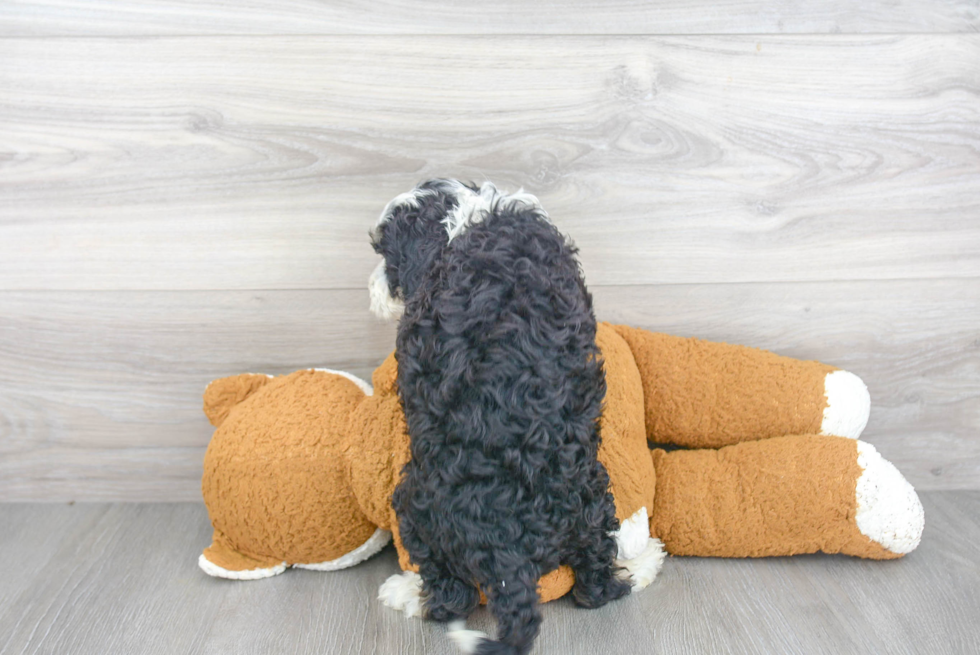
xmin=372 ymin=192 xmax=454 ymax=303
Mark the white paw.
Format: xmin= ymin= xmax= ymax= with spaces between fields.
xmin=855 ymin=441 xmax=925 ymax=554
xmin=447 ymin=620 xmax=490 ymax=654
xmin=821 ymin=370 xmax=871 ymax=439
xmin=615 ymin=538 xmax=666 ymax=590
xmin=378 ymin=571 xmax=423 ymax=618
xmin=612 ymin=506 xmax=650 ymax=560
xmin=368 ymin=260 xmax=405 ymax=321
xmin=198 ymin=554 xmax=286 ymax=580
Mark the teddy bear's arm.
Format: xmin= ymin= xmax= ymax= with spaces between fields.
xmin=609 ymin=324 xmax=870 ymax=448
xmin=650 ymin=434 xmax=924 ymax=559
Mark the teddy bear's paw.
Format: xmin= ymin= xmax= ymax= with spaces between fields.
xmin=379 ymin=571 xmax=423 ymax=618
xmin=855 ymin=441 xmax=925 ymax=555
xmin=198 ymin=554 xmax=287 ymax=580
xmin=615 ymin=538 xmax=667 ymax=591
xmin=820 ymin=370 xmax=871 ymax=439
xmin=293 ymin=528 xmax=391 ymax=571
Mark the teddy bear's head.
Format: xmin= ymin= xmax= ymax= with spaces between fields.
xmin=202 ymin=369 xmax=389 ymax=570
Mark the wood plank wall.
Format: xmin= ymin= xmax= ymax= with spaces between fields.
xmin=1 ymin=3 xmax=978 ymax=500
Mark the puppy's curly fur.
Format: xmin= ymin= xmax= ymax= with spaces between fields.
xmin=371 ymin=180 xmax=630 ymax=655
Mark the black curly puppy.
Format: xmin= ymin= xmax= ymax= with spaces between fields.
xmin=370 ymin=179 xmax=631 ymax=655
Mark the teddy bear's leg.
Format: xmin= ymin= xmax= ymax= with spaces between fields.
xmin=198 ymin=529 xmax=287 ymax=580
xmin=610 ymin=324 xmax=870 ymax=448
xmin=650 ymin=435 xmax=924 ymax=558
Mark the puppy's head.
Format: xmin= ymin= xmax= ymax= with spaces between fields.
xmin=369 ymin=179 xmax=546 ymax=320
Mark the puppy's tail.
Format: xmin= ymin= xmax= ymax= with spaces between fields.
xmin=448 ymin=576 xmax=541 ymax=655
xmin=447 ymin=623 xmax=536 ymax=655
xmin=475 ymin=641 xmax=522 ymax=655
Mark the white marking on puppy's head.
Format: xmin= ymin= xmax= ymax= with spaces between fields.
xmin=368 ymin=259 xmax=404 ymax=320
xmin=376 ymin=189 xmax=425 ymax=227
xmin=441 ymin=181 xmax=548 ymax=242
xmin=369 ymin=187 xmax=427 ymax=320
xmin=442 ymin=181 xmax=496 ymax=242
xmin=368 ymin=180 xmax=549 ymax=320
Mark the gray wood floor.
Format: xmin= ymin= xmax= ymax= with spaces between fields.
xmin=1 ymin=491 xmax=978 ymax=655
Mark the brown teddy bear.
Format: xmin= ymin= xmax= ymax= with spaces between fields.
xmin=198 ymin=323 xmax=924 ymax=607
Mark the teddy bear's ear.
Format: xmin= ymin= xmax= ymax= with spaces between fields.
xmin=203 ymin=374 xmax=272 ymax=427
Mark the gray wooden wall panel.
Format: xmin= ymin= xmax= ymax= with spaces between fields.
xmin=1 ymin=279 xmax=975 ymax=500
xmin=0 ymin=289 xmax=396 ymax=501
xmin=2 ymin=36 xmax=978 ymax=290
xmin=1 ymin=8 xmax=978 ymax=500
xmin=1 ymin=1 xmax=978 ymax=35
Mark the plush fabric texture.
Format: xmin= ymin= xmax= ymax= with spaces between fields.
xmin=203 ymin=528 xmax=282 ymax=571
xmin=594 ymin=324 xmax=656 ymax=523
xmin=203 ymin=373 xmax=272 ymax=428
xmin=347 ymin=353 xmax=410 ymax=533
xmin=202 ymin=370 xmax=377 ymax=566
xmin=199 ymin=323 xmax=921 ymax=602
xmin=612 ymin=325 xmax=835 ymax=448
xmin=651 ymin=434 xmax=896 ymax=559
